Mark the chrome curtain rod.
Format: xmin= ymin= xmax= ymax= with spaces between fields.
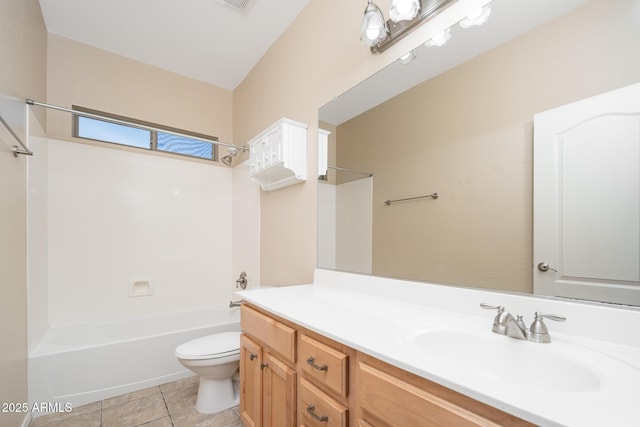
xmin=0 ymin=113 xmax=33 ymax=157
xmin=26 ymin=99 xmax=248 ymax=152
xmin=327 ymin=165 xmax=373 ymax=177
xmin=385 ymin=192 xmax=439 ymax=205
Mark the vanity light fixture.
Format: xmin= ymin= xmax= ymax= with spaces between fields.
xmin=360 ymin=0 xmax=388 ymax=47
xmin=424 ymin=28 xmax=451 ymax=47
xmin=361 ymin=0 xmax=454 ymax=53
xmin=390 ymin=0 xmax=421 ymax=22
xmin=459 ymin=5 xmax=492 ymax=28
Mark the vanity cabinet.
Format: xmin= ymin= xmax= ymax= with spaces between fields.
xmin=240 ymin=305 xmax=297 ymax=427
xmin=240 ymin=303 xmax=534 ymax=427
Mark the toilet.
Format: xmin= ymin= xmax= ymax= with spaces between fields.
xmin=175 ymin=331 xmax=241 ymax=414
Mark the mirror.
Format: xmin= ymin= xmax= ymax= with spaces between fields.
xmin=318 ymin=0 xmax=640 ymax=304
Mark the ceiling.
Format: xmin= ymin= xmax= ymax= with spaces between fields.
xmin=38 ymin=0 xmax=310 ymax=90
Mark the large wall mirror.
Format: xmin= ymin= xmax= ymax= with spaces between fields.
xmin=317 ymin=0 xmax=640 ymax=305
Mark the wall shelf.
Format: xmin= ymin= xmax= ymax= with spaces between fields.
xmin=249 ymin=118 xmax=308 ymax=191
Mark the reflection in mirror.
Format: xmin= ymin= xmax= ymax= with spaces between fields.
xmin=317 ymin=0 xmax=640 ymax=305
xmin=317 ymin=159 xmax=374 ymax=275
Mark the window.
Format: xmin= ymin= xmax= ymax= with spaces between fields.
xmin=72 ymin=106 xmax=218 ymax=161
xmin=76 ymin=116 xmax=151 ymax=149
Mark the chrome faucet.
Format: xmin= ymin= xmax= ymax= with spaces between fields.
xmin=480 ymin=303 xmax=566 ymax=343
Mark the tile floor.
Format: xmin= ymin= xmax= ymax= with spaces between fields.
xmin=29 ymin=376 xmax=242 ymax=427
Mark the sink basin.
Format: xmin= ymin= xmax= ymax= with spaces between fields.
xmin=409 ymin=323 xmax=602 ymax=393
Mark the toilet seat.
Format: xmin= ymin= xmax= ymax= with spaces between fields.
xmin=175 ymin=331 xmax=241 ymax=360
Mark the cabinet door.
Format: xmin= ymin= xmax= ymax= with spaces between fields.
xmin=263 ymin=352 xmax=296 ymax=427
xmin=240 ymin=334 xmax=263 ymax=427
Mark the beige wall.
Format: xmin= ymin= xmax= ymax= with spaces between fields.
xmin=46 ymin=35 xmax=233 ymax=149
xmin=233 ymin=0 xmax=462 ymax=285
xmin=0 ymin=1 xmax=47 ymax=426
xmin=336 ymin=0 xmax=640 ymax=293
xmin=236 ymin=0 xmax=639 ymax=287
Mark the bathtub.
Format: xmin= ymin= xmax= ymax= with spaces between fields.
xmin=28 ymin=306 xmax=240 ymax=414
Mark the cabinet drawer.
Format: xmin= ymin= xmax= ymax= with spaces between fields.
xmin=300 ymin=378 xmax=348 ymax=427
xmin=300 ymin=335 xmax=348 ymax=398
xmin=358 ymin=362 xmax=502 ymax=427
xmin=241 ymin=305 xmax=296 ymax=363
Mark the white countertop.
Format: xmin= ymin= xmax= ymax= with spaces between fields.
xmin=238 ymin=269 xmax=640 ymax=427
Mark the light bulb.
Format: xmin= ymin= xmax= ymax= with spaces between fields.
xmin=424 ymin=28 xmax=451 ymax=47
xmin=361 ymin=1 xmax=388 ymax=47
xmin=398 ymin=51 xmax=416 ymax=65
xmin=390 ymin=0 xmax=420 ymax=22
xmin=367 ymin=27 xmax=381 ymax=40
xmin=396 ymin=1 xmax=412 ymax=15
xmin=459 ymin=6 xmax=491 ymax=29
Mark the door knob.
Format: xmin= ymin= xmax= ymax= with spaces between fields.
xmin=537 ymin=262 xmax=557 ymax=272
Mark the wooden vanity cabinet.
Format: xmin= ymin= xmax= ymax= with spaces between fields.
xmin=240 ymin=305 xmax=297 ymax=427
xmin=240 ymin=303 xmax=534 ymax=427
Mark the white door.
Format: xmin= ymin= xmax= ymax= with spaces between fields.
xmin=534 ymin=82 xmax=640 ymax=306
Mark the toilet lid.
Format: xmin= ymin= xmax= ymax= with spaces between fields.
xmin=175 ymin=331 xmax=241 ymax=360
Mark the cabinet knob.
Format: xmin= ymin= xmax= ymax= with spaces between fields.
xmin=249 ymin=353 xmax=257 ymax=361
xmin=260 ymin=362 xmax=269 ymax=370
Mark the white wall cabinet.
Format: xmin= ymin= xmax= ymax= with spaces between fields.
xmin=249 ymin=118 xmax=308 ymax=191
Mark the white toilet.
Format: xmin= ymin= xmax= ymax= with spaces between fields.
xmin=175 ymin=331 xmax=241 ymax=414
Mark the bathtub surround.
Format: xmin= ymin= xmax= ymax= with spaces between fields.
xmin=29 ymin=376 xmax=242 ymax=427
xmin=27 ymin=137 xmax=234 ymax=327
xmin=25 ymin=27 xmax=260 ymax=334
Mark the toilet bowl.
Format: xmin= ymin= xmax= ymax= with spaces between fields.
xmin=175 ymin=331 xmax=241 ymax=414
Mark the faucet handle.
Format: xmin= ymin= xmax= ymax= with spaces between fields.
xmin=480 ymin=303 xmax=504 ymax=312
xmin=528 ymin=312 xmax=566 ymax=343
xmin=536 ymin=312 xmax=566 ymax=323
xmin=480 ymin=303 xmax=509 ymax=334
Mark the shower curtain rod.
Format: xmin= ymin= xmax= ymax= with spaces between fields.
xmin=327 ymin=165 xmax=373 ymax=177
xmin=0 ymin=113 xmax=33 ymax=157
xmin=26 ymin=99 xmax=249 ymax=153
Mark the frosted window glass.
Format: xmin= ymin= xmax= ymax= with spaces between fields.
xmin=157 ymin=133 xmax=213 ymax=160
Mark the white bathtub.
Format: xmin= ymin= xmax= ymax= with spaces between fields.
xmin=28 ymin=306 xmax=240 ymax=414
